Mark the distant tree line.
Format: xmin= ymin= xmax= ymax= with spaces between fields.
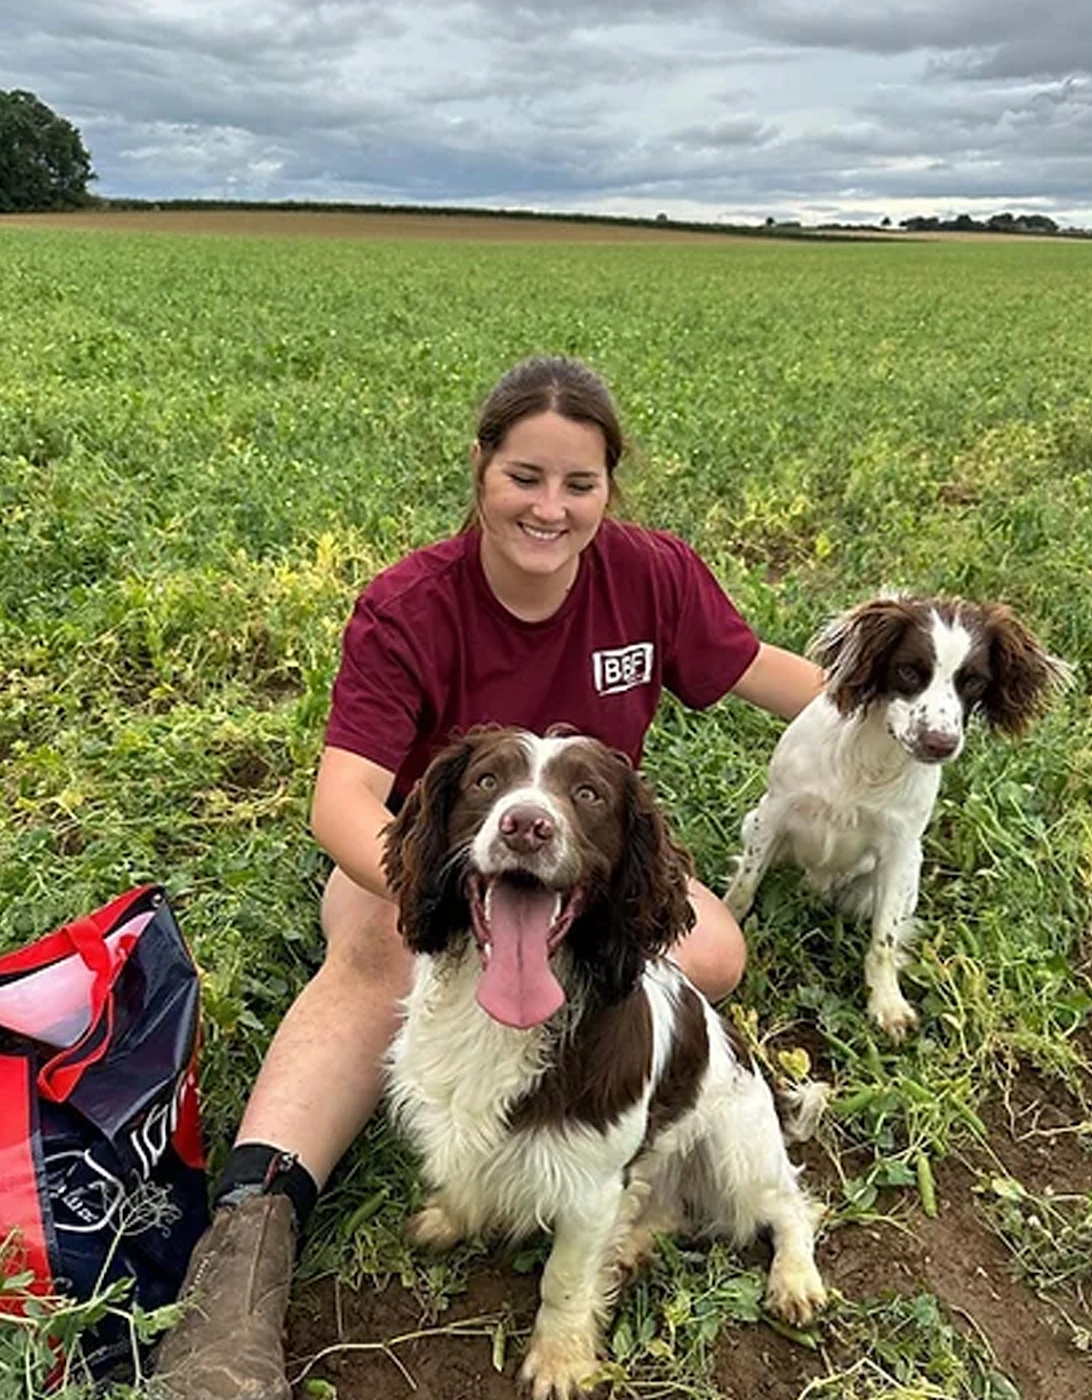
xmin=899 ymin=211 xmax=1060 ymax=235
xmin=0 ymin=90 xmax=96 ymax=211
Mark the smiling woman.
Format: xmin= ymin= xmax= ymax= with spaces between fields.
xmin=152 ymin=352 xmax=825 ymax=1400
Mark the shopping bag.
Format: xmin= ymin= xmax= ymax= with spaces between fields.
xmin=0 ymin=884 xmax=209 ymax=1376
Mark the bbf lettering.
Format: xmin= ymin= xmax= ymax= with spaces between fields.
xmin=592 ymin=642 xmax=654 ymax=696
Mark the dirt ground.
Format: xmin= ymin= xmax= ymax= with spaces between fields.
xmin=1 ymin=209 xmax=1067 ymax=246
xmin=0 ymin=208 xmax=753 ymax=244
xmin=285 ymin=1065 xmax=1091 ymax=1400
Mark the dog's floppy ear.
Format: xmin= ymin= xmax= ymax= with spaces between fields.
xmin=572 ymin=765 xmax=695 ymax=1005
xmin=976 ymin=604 xmax=1072 ymax=736
xmin=383 ymin=738 xmax=474 ymax=953
xmin=808 ymin=597 xmax=916 ymax=715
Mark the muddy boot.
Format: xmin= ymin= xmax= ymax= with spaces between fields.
xmin=150 ymin=1193 xmax=295 ymax=1400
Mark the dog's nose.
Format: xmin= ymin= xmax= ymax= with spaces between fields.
xmin=919 ymin=729 xmax=959 ymax=760
xmin=499 ymin=804 xmax=555 ymax=853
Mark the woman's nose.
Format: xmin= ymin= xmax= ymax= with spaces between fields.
xmin=530 ymin=480 xmax=565 ymax=519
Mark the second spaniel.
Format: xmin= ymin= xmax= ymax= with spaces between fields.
xmin=726 ymin=596 xmax=1068 ymax=1039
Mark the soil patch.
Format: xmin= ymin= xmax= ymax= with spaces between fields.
xmin=0 ymin=209 xmax=755 ymax=244
xmin=288 ymin=1264 xmax=540 ymax=1400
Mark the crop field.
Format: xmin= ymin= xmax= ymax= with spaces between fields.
xmin=1 ymin=213 xmax=1091 ymax=1399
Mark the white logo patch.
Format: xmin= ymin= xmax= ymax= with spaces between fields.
xmin=592 ymin=642 xmax=654 ymax=695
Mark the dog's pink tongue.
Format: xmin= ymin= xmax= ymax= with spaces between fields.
xmin=476 ymin=881 xmax=565 ymax=1029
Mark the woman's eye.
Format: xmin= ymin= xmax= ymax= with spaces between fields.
xmin=509 ymin=473 xmax=536 ymax=488
xmin=476 ymin=773 xmax=497 ymax=791
xmin=568 ymin=481 xmax=595 ymax=495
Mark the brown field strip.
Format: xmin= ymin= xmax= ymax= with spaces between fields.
xmin=0 ymin=208 xmax=761 ymax=244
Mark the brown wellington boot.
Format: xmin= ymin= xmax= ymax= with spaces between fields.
xmin=150 ymin=1193 xmax=295 ymax=1400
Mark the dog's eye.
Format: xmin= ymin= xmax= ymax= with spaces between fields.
xmin=475 ymin=773 xmax=497 ymax=792
xmin=959 ymin=675 xmax=988 ymax=701
xmin=574 ymin=784 xmax=602 ymax=804
xmin=893 ymin=664 xmax=924 ymax=693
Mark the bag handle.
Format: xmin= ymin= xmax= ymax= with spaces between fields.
xmin=34 ymin=888 xmax=159 ymax=1104
xmin=65 ymin=913 xmax=114 ymax=975
xmin=0 ymin=885 xmax=154 ymax=978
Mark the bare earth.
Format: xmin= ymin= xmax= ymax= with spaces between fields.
xmin=1 ymin=209 xmax=1067 ymax=244
xmin=286 ymin=1063 xmax=1092 ymax=1400
xmin=0 ymin=208 xmax=750 ymax=244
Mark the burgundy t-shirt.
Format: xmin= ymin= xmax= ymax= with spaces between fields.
xmin=325 ymin=519 xmax=759 ymax=801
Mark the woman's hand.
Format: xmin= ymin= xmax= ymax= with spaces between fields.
xmin=311 ymin=747 xmax=399 ymax=899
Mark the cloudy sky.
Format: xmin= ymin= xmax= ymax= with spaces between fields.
xmin=5 ymin=0 xmax=1092 ymax=226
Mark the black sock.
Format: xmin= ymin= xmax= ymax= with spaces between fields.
xmin=213 ymin=1142 xmax=320 ymax=1231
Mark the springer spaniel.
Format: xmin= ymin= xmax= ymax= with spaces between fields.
xmin=383 ymin=727 xmax=825 ymax=1400
xmin=726 ymin=596 xmax=1069 ymax=1040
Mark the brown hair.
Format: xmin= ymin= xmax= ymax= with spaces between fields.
xmin=461 ymin=355 xmax=626 ymax=529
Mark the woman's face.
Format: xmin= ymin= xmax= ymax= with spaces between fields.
xmin=476 ymin=410 xmax=611 ymax=590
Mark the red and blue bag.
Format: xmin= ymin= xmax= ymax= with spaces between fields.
xmin=0 ymin=884 xmax=209 ymax=1375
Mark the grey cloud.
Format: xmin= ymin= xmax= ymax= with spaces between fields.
xmin=933 ymin=38 xmax=1092 ymax=83
xmin=855 ymin=76 xmax=1092 ymax=158
xmin=460 ymin=0 xmax=1091 ymax=72
xmin=726 ymin=0 xmax=1090 ymax=68
xmin=672 ymin=116 xmax=778 ymax=149
xmin=8 ymin=0 xmax=398 ymax=65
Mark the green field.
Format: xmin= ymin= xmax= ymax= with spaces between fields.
xmin=1 ymin=222 xmax=1090 ymax=1398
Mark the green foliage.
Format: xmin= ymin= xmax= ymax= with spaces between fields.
xmin=979 ymin=1173 xmax=1092 ymax=1309
xmin=0 ymin=1251 xmax=174 ymax=1400
xmin=811 ymin=1291 xmax=1026 ymax=1398
xmin=1 ymin=227 xmax=1090 ymax=1396
xmin=0 ymin=91 xmax=96 ymax=213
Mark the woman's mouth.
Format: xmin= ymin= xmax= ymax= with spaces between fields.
xmin=519 ymin=523 xmax=565 ymax=542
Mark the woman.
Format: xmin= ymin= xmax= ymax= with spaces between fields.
xmin=154 ymin=356 xmax=823 ymax=1400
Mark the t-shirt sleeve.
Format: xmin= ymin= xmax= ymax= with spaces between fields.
xmin=659 ymin=536 xmax=760 ymax=709
xmin=323 ymin=588 xmax=428 ymax=773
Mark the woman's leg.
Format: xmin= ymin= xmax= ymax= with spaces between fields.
xmin=234 ymin=867 xmax=412 ymax=1185
xmin=671 ymin=877 xmax=747 ymax=1002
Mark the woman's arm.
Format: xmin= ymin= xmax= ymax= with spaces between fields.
xmin=730 ymin=642 xmax=825 ymax=720
xmin=310 ymin=746 xmax=399 ymax=899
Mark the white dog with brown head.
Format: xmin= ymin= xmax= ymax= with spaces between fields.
xmin=727 ymin=596 xmax=1069 ymax=1039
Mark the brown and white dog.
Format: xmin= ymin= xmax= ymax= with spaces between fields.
xmin=383 ymin=726 xmax=825 ymax=1400
xmin=726 ymin=596 xmax=1069 ymax=1039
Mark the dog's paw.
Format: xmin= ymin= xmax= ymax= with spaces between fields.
xmin=406 ymin=1199 xmax=464 ymax=1250
xmin=520 ymin=1329 xmax=600 ymax=1400
xmin=723 ymin=875 xmax=754 ymax=921
xmin=611 ymin=1223 xmax=659 ymax=1275
xmin=868 ymin=991 xmax=919 ymax=1042
xmin=777 ymin=1079 xmax=833 ymax=1144
xmin=765 ymin=1252 xmax=827 ymax=1327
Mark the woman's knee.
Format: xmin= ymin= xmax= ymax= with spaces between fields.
xmin=318 ymin=867 xmax=411 ymax=988
xmin=673 ymin=879 xmax=748 ymax=1002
